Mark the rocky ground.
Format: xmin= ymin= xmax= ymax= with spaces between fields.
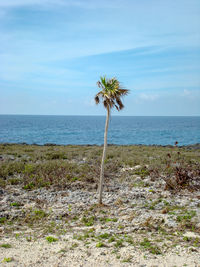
xmin=1 ymin=177 xmax=200 ymax=266
xmin=0 ymin=144 xmax=200 ymax=266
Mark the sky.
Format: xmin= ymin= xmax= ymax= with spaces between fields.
xmin=0 ymin=0 xmax=200 ymax=116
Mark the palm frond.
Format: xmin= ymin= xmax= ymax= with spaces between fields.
xmin=103 ymin=100 xmax=108 ymax=109
xmin=95 ymin=76 xmax=129 ymax=111
xmin=118 ymin=102 xmax=124 ymax=110
xmin=94 ymin=95 xmax=100 ymax=104
xmin=114 ymin=104 xmax=119 ymax=111
xmin=100 ymin=76 xmax=107 ymax=88
xmin=118 ymin=89 xmax=129 ymax=96
xmin=116 ymin=97 xmax=124 ymax=110
xmin=97 ymin=81 xmax=104 ymax=89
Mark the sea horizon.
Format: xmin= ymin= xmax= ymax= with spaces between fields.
xmin=0 ymin=114 xmax=200 ymax=117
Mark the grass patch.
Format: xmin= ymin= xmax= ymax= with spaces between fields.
xmin=96 ymin=242 xmax=105 ymax=248
xmin=98 ymin=233 xmax=111 ymax=239
xmin=70 ymin=242 xmax=79 ymax=250
xmin=10 ymin=202 xmax=21 ymax=207
xmin=114 ymin=239 xmax=124 ymax=248
xmin=0 ymin=243 xmax=12 ymax=248
xmin=140 ymin=238 xmax=162 ymax=255
xmin=46 ymin=236 xmax=58 ymax=243
xmin=176 ymin=210 xmax=196 ymax=222
xmin=0 ymin=217 xmax=6 ymax=224
xmin=2 ymin=257 xmax=13 ymax=263
xmin=81 ymin=216 xmax=96 ymax=227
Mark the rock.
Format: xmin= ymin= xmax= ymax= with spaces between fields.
xmin=183 ymin=232 xmax=200 ymax=239
xmin=8 ymin=155 xmax=15 ymax=160
xmin=0 ymin=189 xmax=4 ymax=195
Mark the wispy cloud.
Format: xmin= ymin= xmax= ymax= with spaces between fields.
xmin=0 ymin=0 xmax=67 ymax=8
xmin=182 ymin=89 xmax=191 ymax=97
xmin=138 ymin=93 xmax=159 ymax=101
xmin=0 ymin=0 xmax=123 ymax=9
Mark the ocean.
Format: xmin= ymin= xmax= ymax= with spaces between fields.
xmin=0 ymin=115 xmax=199 ymax=146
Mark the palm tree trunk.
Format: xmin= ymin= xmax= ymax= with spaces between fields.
xmin=98 ymin=107 xmax=110 ymax=204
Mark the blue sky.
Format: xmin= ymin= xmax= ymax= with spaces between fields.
xmin=0 ymin=0 xmax=200 ymax=115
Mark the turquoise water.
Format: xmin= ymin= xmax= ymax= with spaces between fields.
xmin=0 ymin=115 xmax=199 ymax=145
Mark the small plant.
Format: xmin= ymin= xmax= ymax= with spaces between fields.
xmin=34 ymin=209 xmax=47 ymax=218
xmin=122 ymin=256 xmax=132 ymax=263
xmin=70 ymin=242 xmax=79 ymax=250
xmin=140 ymin=238 xmax=151 ymax=248
xmin=68 ymin=205 xmax=72 ymax=212
xmin=23 ymin=164 xmax=35 ymax=174
xmin=98 ymin=233 xmax=111 ymax=239
xmin=114 ymin=239 xmax=123 ymax=248
xmin=23 ymin=182 xmax=35 ymax=190
xmin=105 ymin=217 xmax=118 ymax=222
xmin=8 ymin=178 xmax=21 ymax=185
xmin=15 ymin=233 xmax=20 ymax=239
xmin=10 ymin=202 xmax=21 ymax=207
xmin=81 ymin=216 xmax=95 ymax=226
xmin=140 ymin=238 xmax=161 ymax=255
xmin=71 ymin=177 xmax=79 ymax=182
xmin=125 ymin=236 xmax=135 ymax=245
xmin=0 ymin=217 xmax=6 ymax=224
xmin=96 ymin=242 xmax=105 ymax=248
xmin=193 ymin=237 xmax=200 ymax=248
xmin=183 ymin=236 xmax=192 ymax=242
xmin=58 ymin=249 xmax=67 ymax=253
xmin=0 ymin=243 xmax=12 ymax=248
xmin=108 ymin=236 xmax=115 ymax=243
xmin=134 ymin=167 xmax=150 ymax=178
xmin=176 ymin=210 xmax=196 ymax=222
xmin=46 ymin=152 xmax=67 ymax=160
xmin=26 ymin=236 xmax=32 ymax=242
xmin=0 ymin=178 xmax=6 ymax=187
xmin=2 ymin=257 xmax=13 ymax=263
xmin=46 ymin=236 xmax=58 ymax=243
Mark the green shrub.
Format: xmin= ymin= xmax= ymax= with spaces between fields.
xmin=2 ymin=257 xmax=13 ymax=262
xmin=0 ymin=161 xmax=24 ymax=178
xmin=46 ymin=236 xmax=58 ymax=243
xmin=46 ymin=152 xmax=67 ymax=160
xmin=0 ymin=217 xmax=6 ymax=224
xmin=1 ymin=243 xmax=12 ymax=248
xmin=96 ymin=242 xmax=105 ymax=247
xmin=10 ymin=202 xmax=21 ymax=207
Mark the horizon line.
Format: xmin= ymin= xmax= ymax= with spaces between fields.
xmin=0 ymin=114 xmax=200 ymax=117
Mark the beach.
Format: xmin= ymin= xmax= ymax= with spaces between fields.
xmin=0 ymin=144 xmax=200 ymax=266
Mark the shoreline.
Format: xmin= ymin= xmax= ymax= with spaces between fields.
xmin=0 ymin=142 xmax=200 ymax=150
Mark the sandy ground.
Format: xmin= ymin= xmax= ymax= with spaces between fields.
xmin=1 ymin=234 xmax=200 ymax=267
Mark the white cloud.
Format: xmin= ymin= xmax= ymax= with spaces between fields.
xmin=138 ymin=93 xmax=159 ymax=101
xmin=181 ymin=89 xmax=200 ymax=99
xmin=182 ymin=89 xmax=191 ymax=96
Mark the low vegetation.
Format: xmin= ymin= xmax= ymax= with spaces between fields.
xmin=46 ymin=236 xmax=58 ymax=243
xmin=0 ymin=143 xmax=199 ymax=191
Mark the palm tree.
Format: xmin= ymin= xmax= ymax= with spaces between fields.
xmin=95 ymin=76 xmax=129 ymax=204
